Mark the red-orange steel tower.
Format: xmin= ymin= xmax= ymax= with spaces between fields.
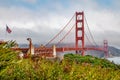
xmin=75 ymin=12 xmax=85 ymax=56
xmin=104 ymin=40 xmax=108 ymax=57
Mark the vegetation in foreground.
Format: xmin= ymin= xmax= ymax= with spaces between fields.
xmin=0 ymin=42 xmax=120 ymax=80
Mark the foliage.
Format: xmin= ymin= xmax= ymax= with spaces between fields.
xmin=3 ymin=40 xmax=17 ymax=48
xmin=64 ymin=54 xmax=120 ymax=69
xmin=0 ymin=42 xmax=18 ymax=73
xmin=0 ymin=47 xmax=120 ymax=80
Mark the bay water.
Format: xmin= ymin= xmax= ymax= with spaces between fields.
xmin=107 ymin=57 xmax=120 ymax=65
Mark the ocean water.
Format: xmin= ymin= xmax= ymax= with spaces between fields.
xmin=107 ymin=57 xmax=120 ymax=65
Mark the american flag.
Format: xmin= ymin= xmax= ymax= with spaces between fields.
xmin=6 ymin=25 xmax=12 ymax=33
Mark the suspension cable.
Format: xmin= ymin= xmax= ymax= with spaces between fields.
xmin=84 ymin=15 xmax=98 ymax=46
xmin=85 ymin=32 xmax=95 ymax=47
xmin=45 ymin=14 xmax=75 ymax=46
xmin=56 ymin=24 xmax=75 ymax=46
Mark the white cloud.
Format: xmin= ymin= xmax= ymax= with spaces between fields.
xmin=0 ymin=0 xmax=120 ymax=48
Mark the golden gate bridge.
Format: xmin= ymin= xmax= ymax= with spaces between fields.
xmin=12 ymin=11 xmax=108 ymax=58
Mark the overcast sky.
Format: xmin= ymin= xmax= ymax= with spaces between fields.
xmin=0 ymin=0 xmax=120 ymax=48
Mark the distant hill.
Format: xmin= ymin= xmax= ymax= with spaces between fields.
xmin=108 ymin=46 xmax=120 ymax=56
xmin=84 ymin=46 xmax=120 ymax=57
xmin=19 ymin=44 xmax=29 ymax=48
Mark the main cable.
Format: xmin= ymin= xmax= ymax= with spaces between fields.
xmin=84 ymin=15 xmax=98 ymax=46
xmin=45 ymin=14 xmax=75 ymax=46
xmin=56 ymin=24 xmax=75 ymax=46
xmin=85 ymin=32 xmax=95 ymax=47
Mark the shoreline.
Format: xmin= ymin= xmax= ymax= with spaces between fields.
xmin=107 ymin=57 xmax=120 ymax=65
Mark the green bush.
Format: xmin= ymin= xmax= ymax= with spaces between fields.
xmin=64 ymin=54 xmax=120 ymax=69
xmin=0 ymin=47 xmax=120 ymax=80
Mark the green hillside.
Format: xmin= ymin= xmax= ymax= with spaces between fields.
xmin=0 ymin=43 xmax=120 ymax=80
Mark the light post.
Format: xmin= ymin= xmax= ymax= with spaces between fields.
xmin=27 ymin=38 xmax=32 ymax=56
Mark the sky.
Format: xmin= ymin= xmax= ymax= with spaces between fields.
xmin=0 ymin=0 xmax=120 ymax=48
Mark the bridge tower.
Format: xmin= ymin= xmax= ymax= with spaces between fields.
xmin=104 ymin=40 xmax=108 ymax=57
xmin=75 ymin=12 xmax=85 ymax=56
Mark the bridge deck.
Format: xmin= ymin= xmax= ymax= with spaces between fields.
xmin=12 ymin=47 xmax=105 ymax=53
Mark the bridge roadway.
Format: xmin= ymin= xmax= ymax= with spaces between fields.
xmin=56 ymin=47 xmax=104 ymax=52
xmin=12 ymin=47 xmax=105 ymax=53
